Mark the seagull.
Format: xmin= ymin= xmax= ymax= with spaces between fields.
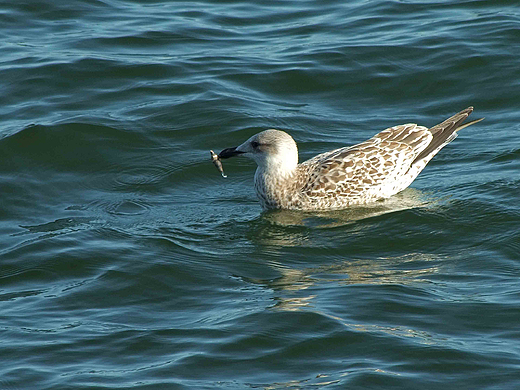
xmin=217 ymin=107 xmax=483 ymax=211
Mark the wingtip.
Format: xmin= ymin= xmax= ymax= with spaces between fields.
xmin=456 ymin=116 xmax=484 ymax=131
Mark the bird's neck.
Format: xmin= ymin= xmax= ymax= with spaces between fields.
xmin=252 ymin=151 xmax=299 ymax=209
xmin=254 ymin=163 xmax=298 ymax=209
xmin=263 ymin=152 xmax=298 ymax=178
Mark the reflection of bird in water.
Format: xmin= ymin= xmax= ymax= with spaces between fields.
xmin=217 ymin=107 xmax=483 ymax=211
xmin=240 ymin=252 xmax=442 ymax=312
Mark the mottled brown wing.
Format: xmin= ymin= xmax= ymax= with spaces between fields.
xmin=299 ymin=124 xmax=433 ymax=199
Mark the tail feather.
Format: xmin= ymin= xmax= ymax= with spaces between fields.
xmin=412 ymin=107 xmax=482 ymax=164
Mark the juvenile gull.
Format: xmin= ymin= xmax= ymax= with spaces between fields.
xmin=218 ymin=107 xmax=483 ymax=211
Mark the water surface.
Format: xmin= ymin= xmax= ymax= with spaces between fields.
xmin=1 ymin=0 xmax=520 ymax=389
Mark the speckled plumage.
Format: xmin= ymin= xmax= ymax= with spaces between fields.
xmin=219 ymin=107 xmax=482 ymax=211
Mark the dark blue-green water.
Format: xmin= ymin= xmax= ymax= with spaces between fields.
xmin=1 ymin=1 xmax=520 ymax=389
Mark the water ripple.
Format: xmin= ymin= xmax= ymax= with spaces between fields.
xmin=1 ymin=0 xmax=520 ymax=388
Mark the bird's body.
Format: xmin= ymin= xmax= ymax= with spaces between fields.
xmin=218 ymin=107 xmax=482 ymax=211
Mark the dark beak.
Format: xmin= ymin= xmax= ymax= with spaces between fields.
xmin=218 ymin=147 xmax=245 ymax=159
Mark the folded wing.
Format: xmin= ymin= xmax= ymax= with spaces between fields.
xmin=298 ymin=107 xmax=478 ymax=205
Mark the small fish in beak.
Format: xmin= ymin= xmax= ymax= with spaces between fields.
xmin=210 ymin=150 xmax=227 ymax=178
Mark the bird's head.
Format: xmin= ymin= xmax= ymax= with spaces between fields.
xmin=219 ymin=129 xmax=298 ymax=176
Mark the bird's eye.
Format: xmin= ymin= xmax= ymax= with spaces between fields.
xmin=251 ymin=141 xmax=259 ymax=149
